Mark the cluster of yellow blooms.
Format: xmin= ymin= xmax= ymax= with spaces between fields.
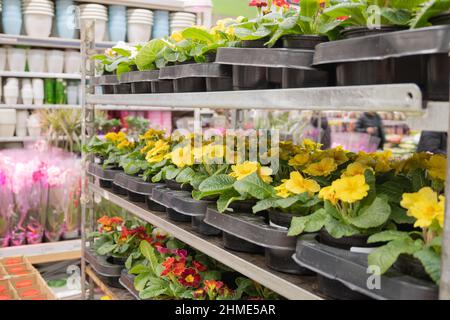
xmin=105 ymin=131 xmax=135 ymax=150
xmin=401 ymin=187 xmax=445 ymax=229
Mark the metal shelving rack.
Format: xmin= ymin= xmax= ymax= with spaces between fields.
xmin=80 ymin=21 xmax=450 ymax=300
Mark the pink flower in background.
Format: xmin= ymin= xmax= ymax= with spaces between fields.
xmin=0 ymin=171 xmax=6 ymax=186
xmin=46 ymin=166 xmax=65 ymax=187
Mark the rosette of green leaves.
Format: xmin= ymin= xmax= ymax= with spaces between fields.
xmin=92 ymin=46 xmax=140 ymax=79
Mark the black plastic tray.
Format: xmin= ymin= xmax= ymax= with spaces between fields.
xmin=121 ymin=174 xmax=163 ymax=203
xmin=92 ymin=74 xmax=118 ymax=95
xmin=293 ymin=238 xmax=439 ymax=300
xmin=159 ymin=63 xmax=232 ymax=79
xmin=85 ymin=248 xmax=123 ymax=278
xmin=120 ymin=70 xmax=160 ymax=83
xmin=112 ymin=172 xmax=129 ymax=196
xmin=88 ymin=163 xmax=119 ymax=189
xmin=204 ymin=208 xmax=309 ymax=274
xmin=146 ymin=195 xmax=166 ymax=212
xmin=119 ymin=270 xmax=144 ymax=300
xmin=314 ymin=25 xmax=450 ymax=65
xmin=151 ymin=80 xmax=174 ymax=93
xmin=114 ymin=83 xmax=131 ymax=94
xmin=165 ymin=179 xmax=193 ymax=191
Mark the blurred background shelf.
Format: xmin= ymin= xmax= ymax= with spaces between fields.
xmin=0 ymin=71 xmax=81 ymax=79
xmin=0 ymin=34 xmax=115 ymax=49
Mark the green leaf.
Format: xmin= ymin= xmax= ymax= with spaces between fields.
xmin=288 ymin=208 xmax=327 ymax=236
xmin=413 ymin=247 xmax=441 ymax=283
xmin=380 ymin=8 xmax=411 ymax=26
xmin=324 ymin=216 xmax=360 ymax=239
xmin=323 ymin=2 xmax=367 ymax=26
xmin=347 ymin=197 xmax=391 ymax=229
xmin=97 ymin=243 xmax=117 ymax=255
xmin=410 ymin=0 xmax=450 ymax=28
xmin=367 ymin=230 xmax=411 ymax=244
xmin=135 ymin=39 xmax=166 ymax=71
xmin=176 ymin=167 xmax=196 ymax=184
xmin=116 ymin=63 xmax=131 ymax=80
xmin=300 ymin=0 xmax=320 ymax=19
xmin=253 ymin=198 xmax=278 ymax=213
xmin=112 ymin=47 xmax=131 ymax=57
xmin=368 ymin=238 xmax=423 ymax=274
xmin=139 ymin=282 xmax=169 ymax=299
xmin=164 ymin=166 xmax=182 ymax=180
xmin=275 ymin=193 xmax=310 ymax=209
xmin=199 ymin=174 xmax=235 ymax=193
xmin=233 ymin=173 xmax=274 ymax=200
xmin=390 ymin=204 xmax=415 ymax=225
xmin=217 ymin=189 xmax=247 ymax=213
xmin=140 ymin=241 xmax=159 ymax=274
xmin=182 ymin=27 xmax=215 ymax=44
xmin=410 ymin=168 xmax=428 ymax=192
xmin=134 ymin=272 xmax=151 ymax=291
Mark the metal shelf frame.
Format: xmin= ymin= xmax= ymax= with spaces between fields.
xmin=0 ymin=34 xmax=115 ymax=49
xmin=0 ymin=71 xmax=81 ymax=79
xmin=89 ymin=183 xmax=322 ymax=300
xmin=80 ymin=21 xmax=450 ymax=300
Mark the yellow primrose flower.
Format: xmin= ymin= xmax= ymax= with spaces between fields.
xmin=275 ymin=180 xmax=291 ymax=198
xmin=117 ymin=139 xmax=134 ymax=150
xmin=355 ymin=151 xmax=376 ymax=168
xmin=105 ymin=131 xmax=127 ymax=145
xmin=285 ymin=172 xmax=320 ymax=196
xmin=401 ymin=187 xmax=445 ymax=229
xmin=324 ymin=146 xmax=349 ymax=165
xmin=342 ymin=162 xmax=372 ymax=177
xmin=225 ymin=26 xmax=235 ymax=36
xmin=171 ymin=145 xmax=200 ymax=168
xmin=319 ymin=186 xmax=337 ymax=205
xmin=203 ymin=144 xmax=225 ymax=161
xmin=146 ymin=153 xmax=166 ymax=164
xmin=229 ymin=161 xmax=273 ymax=183
xmin=301 ymin=139 xmax=322 ymax=151
xmin=304 ymin=158 xmax=337 ymax=177
xmin=427 ymin=154 xmax=447 ymax=181
xmin=170 ymin=31 xmax=183 ymax=42
xmin=139 ymin=128 xmax=165 ymax=141
xmin=331 ymin=174 xmax=369 ymax=204
xmin=288 ymin=152 xmax=310 ymax=167
xmin=146 ymin=140 xmax=170 ymax=158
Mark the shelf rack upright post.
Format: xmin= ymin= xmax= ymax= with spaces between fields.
xmin=79 ymin=20 xmax=450 ymax=299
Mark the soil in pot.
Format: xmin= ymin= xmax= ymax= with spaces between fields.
xmin=222 ymin=232 xmax=265 ymax=254
xmin=394 ymin=254 xmax=433 ymax=282
xmin=318 ymin=229 xmax=381 ymax=250
xmin=131 ymin=82 xmax=152 ymax=94
xmin=173 ymin=78 xmax=206 ymax=93
xmin=114 ymin=83 xmax=132 ymax=94
xmin=427 ymin=53 xmax=449 ymax=101
xmin=151 ymin=80 xmax=174 ymax=93
xmin=281 ymin=35 xmax=328 ymax=49
xmin=317 ymin=275 xmax=371 ymax=300
xmin=166 ymin=208 xmax=192 ymax=223
xmin=146 ymin=197 xmax=167 ymax=212
xmin=165 ymin=179 xmax=193 ymax=192
xmin=191 ymin=215 xmax=221 ymax=236
xmin=340 ymin=26 xmax=407 ymax=39
xmin=206 ymin=77 xmax=233 ymax=91
xmin=232 ymin=65 xmax=269 ymax=90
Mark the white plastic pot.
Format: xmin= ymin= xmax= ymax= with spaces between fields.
xmin=0 ymin=48 xmax=6 ymax=71
xmin=64 ymin=50 xmax=81 ymax=73
xmin=80 ymin=18 xmax=107 ymax=42
xmin=21 ymin=88 xmax=34 ymax=105
xmin=16 ymin=110 xmax=29 ymax=137
xmin=27 ymin=49 xmax=47 ymax=72
xmin=46 ymin=50 xmax=65 ymax=73
xmin=127 ymin=22 xmax=153 ymax=43
xmin=32 ymin=79 xmax=44 ymax=105
xmin=24 ymin=12 xmax=54 ymax=38
xmin=7 ymin=47 xmax=27 ymax=72
xmin=27 ymin=112 xmax=42 ymax=136
xmin=0 ymin=109 xmax=17 ymax=137
xmin=66 ymin=82 xmax=79 ymax=105
xmin=3 ymin=85 xmax=19 ymax=105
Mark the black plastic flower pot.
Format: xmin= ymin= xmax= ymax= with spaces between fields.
xmin=151 ymin=80 xmax=174 ymax=93
xmin=394 ymin=254 xmax=433 ymax=282
xmin=232 ymin=65 xmax=269 ymax=90
xmin=340 ymin=26 xmax=407 ymax=39
xmin=267 ymin=68 xmax=282 ymax=89
xmin=335 ymin=56 xmax=427 ymax=91
xmin=166 ymin=208 xmax=192 ymax=223
xmin=268 ymin=209 xmax=295 ymax=229
xmin=165 ymin=179 xmax=193 ymax=191
xmin=222 ymin=232 xmax=265 ymax=254
xmin=114 ymin=83 xmax=132 ymax=94
xmin=318 ymin=229 xmax=379 ymax=250
xmin=98 ymin=273 xmax=124 ymax=289
xmin=430 ymin=11 xmax=450 ymax=25
xmin=427 ymin=53 xmax=449 ymax=101
xmin=191 ymin=215 xmax=221 ymax=236
xmin=85 ymin=248 xmax=123 ymax=279
xmin=317 ymin=275 xmax=370 ymax=300
xmin=173 ymin=77 xmax=206 ymax=93
xmin=146 ymin=196 xmax=167 ymax=212
xmin=206 ymin=77 xmax=233 ymax=92
xmin=112 ymin=183 xmax=128 ymax=196
xmin=281 ymin=35 xmax=328 ymax=49
xmin=227 ymin=199 xmax=258 ymax=213
xmin=128 ymin=191 xmax=147 ymax=203
xmin=131 ymin=81 xmax=152 ymax=94
xmin=265 ymin=248 xmax=314 ymax=275
xmin=107 ymin=256 xmax=127 ymax=266
xmin=102 ymin=85 xmax=115 ymax=94
xmin=241 ymin=38 xmax=269 ymax=48
xmin=87 ymin=163 xmax=118 ymax=189
xmin=99 ymin=179 xmax=113 ymax=189
xmin=282 ymin=68 xmax=330 ymax=89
